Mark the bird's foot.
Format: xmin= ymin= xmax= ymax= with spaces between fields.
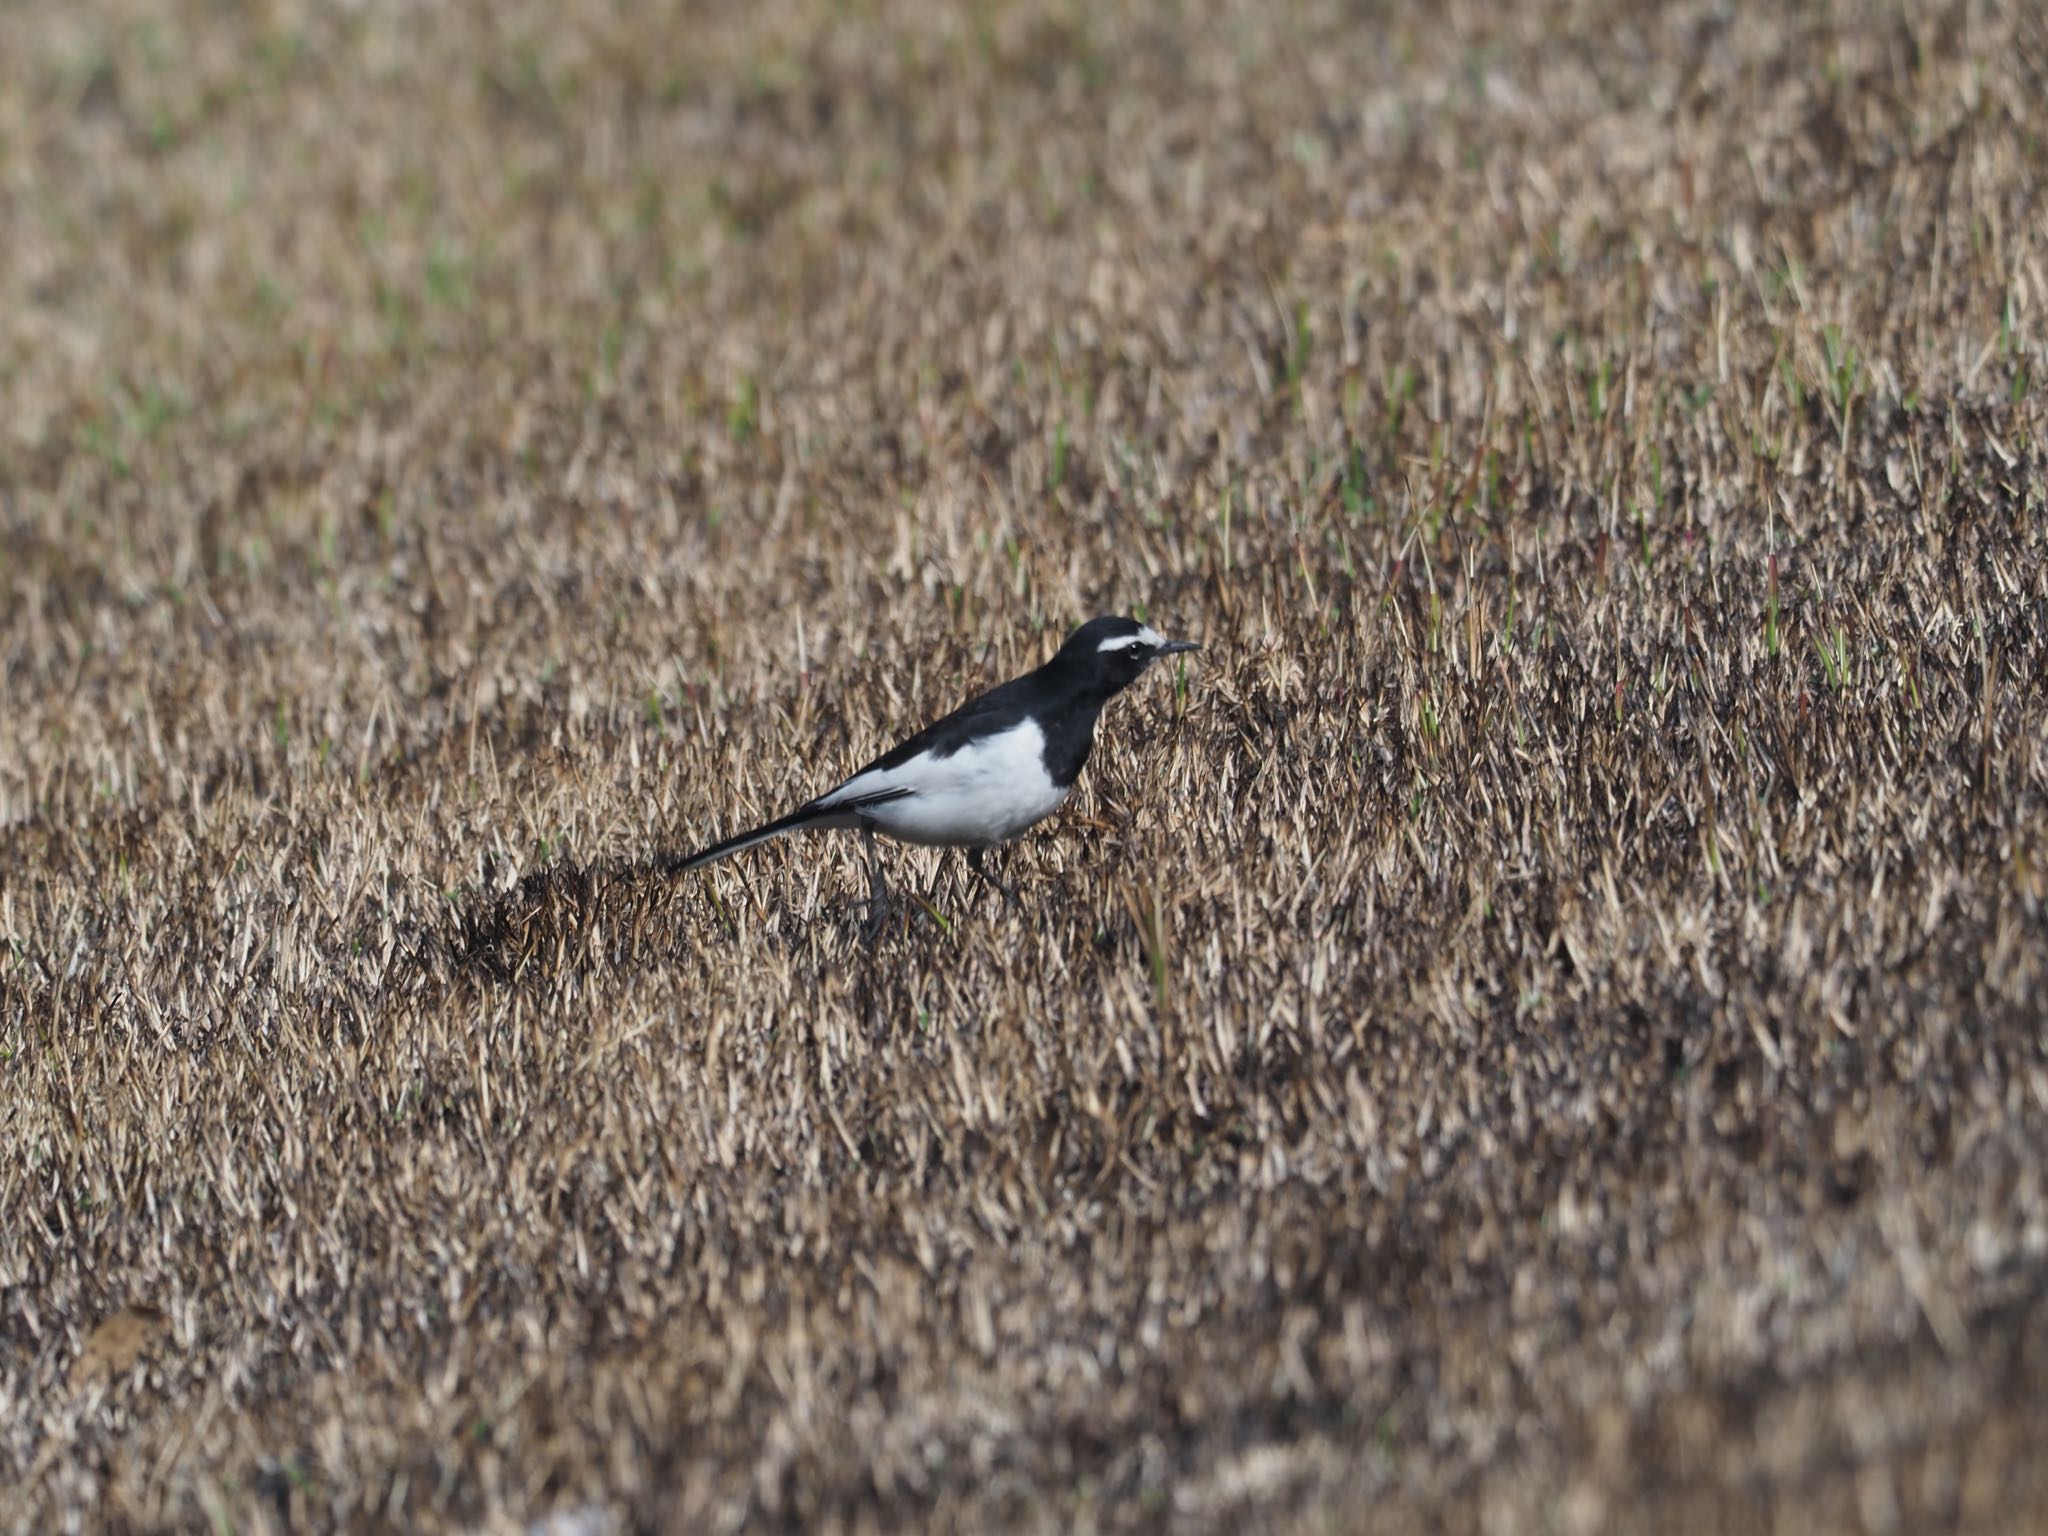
xmin=856 ymin=894 xmax=891 ymax=947
xmin=856 ymin=827 xmax=893 ymax=946
xmin=967 ymin=847 xmax=1022 ymax=911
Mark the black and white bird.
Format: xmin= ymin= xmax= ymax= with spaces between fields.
xmin=672 ymin=615 xmax=1200 ymax=919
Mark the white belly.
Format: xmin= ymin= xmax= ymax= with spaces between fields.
xmin=820 ymin=719 xmax=1071 ymax=847
xmin=864 ymin=775 xmax=1070 ymax=846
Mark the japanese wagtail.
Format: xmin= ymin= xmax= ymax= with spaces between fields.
xmin=673 ymin=615 xmax=1200 ymax=920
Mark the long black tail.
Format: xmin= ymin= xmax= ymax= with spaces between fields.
xmin=666 ymin=805 xmax=835 ymax=875
xmin=667 ymin=785 xmax=911 ymax=876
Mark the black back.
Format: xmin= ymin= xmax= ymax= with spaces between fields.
xmin=852 ymin=616 xmax=1162 ymax=790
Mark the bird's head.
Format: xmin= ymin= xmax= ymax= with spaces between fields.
xmin=1057 ymin=615 xmax=1202 ymax=691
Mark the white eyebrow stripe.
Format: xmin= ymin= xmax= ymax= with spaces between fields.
xmin=1097 ymin=625 xmax=1164 ymax=654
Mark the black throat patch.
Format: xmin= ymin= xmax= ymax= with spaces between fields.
xmin=1034 ymin=692 xmax=1108 ymax=788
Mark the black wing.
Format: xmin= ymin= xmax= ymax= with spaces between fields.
xmin=849 ymin=671 xmax=1042 ymax=776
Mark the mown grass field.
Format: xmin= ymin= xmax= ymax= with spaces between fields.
xmin=4 ymin=0 xmax=2046 ymax=1531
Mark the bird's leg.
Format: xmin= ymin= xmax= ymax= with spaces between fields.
xmin=859 ymin=825 xmax=891 ymax=945
xmin=967 ymin=845 xmax=1020 ymax=910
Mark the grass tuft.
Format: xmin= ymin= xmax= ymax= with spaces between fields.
xmin=3 ymin=3 xmax=2044 ymax=1534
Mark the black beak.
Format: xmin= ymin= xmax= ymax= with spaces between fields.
xmin=1155 ymin=639 xmax=1201 ymax=657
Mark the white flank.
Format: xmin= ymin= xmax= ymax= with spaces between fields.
xmin=817 ymin=718 xmax=1068 ymax=846
xmin=1097 ymin=624 xmax=1164 ymax=654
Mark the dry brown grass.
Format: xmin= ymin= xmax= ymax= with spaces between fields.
xmin=4 ymin=0 xmax=2047 ymax=1531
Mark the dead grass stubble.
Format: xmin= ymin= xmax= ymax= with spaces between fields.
xmin=3 ymin=1 xmax=2047 ymax=1532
